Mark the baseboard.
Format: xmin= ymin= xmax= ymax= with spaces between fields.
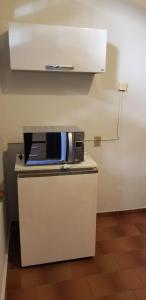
xmin=0 ymin=223 xmax=10 ymax=300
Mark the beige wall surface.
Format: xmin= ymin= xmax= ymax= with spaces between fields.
xmin=0 ymin=0 xmax=146 ymax=212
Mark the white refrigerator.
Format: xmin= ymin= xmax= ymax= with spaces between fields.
xmin=15 ymin=155 xmax=98 ymax=267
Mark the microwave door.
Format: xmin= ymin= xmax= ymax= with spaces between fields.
xmin=61 ymin=132 xmax=67 ymax=163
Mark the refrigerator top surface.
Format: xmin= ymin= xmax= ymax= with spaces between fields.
xmin=15 ymin=154 xmax=98 ymax=173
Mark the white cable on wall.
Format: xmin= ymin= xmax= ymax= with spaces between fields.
xmin=85 ymin=90 xmax=125 ymax=144
xmin=101 ymin=91 xmax=124 ymax=142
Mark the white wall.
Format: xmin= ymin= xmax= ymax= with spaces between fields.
xmin=0 ymin=0 xmax=146 ymax=213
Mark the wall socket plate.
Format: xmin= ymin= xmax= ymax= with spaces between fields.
xmin=94 ymin=136 xmax=101 ymax=147
xmin=118 ymin=81 xmax=128 ymax=92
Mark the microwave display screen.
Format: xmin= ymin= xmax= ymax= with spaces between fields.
xmin=75 ymin=141 xmax=82 ymax=147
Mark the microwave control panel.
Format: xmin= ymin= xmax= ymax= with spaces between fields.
xmin=73 ymin=132 xmax=84 ymax=162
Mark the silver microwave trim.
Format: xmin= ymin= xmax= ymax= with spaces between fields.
xmin=68 ymin=132 xmax=73 ymax=162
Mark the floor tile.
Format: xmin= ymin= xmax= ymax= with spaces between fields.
xmin=7 ymin=212 xmax=146 ymax=300
xmin=70 ymin=257 xmax=98 ymax=279
xmin=36 ymin=278 xmax=94 ymax=300
xmin=98 ymin=235 xmax=146 ymax=254
xmin=44 ymin=261 xmax=72 ymax=284
xmin=134 ymin=288 xmax=146 ymax=300
xmin=95 ymin=253 xmax=119 ymax=274
xmin=119 ymin=235 xmax=146 ymax=252
xmin=109 ymin=269 xmax=143 ymax=290
xmin=96 ymin=224 xmax=140 ymax=241
xmin=87 ymin=273 xmax=118 ymax=298
xmin=7 ymin=270 xmax=21 ymax=290
xmin=120 ymin=211 xmax=146 ymax=224
xmin=136 ymin=223 xmax=146 ymax=234
xmin=114 ymin=249 xmax=146 ymax=270
xmin=7 ymin=267 xmax=46 ymax=289
xmin=96 ymin=214 xmax=123 ymax=228
xmin=68 ymin=254 xmax=119 ymax=279
xmin=22 ymin=268 xmax=47 ymax=288
xmin=87 ymin=269 xmax=143 ymax=298
xmin=96 ymin=290 xmax=137 ymax=300
xmin=6 ymin=287 xmax=36 ymax=300
xmin=96 ymin=238 xmax=122 ymax=254
xmin=135 ymin=266 xmax=146 ymax=286
xmin=95 ymin=243 xmax=103 ymax=255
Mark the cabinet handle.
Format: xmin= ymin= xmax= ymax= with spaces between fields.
xmin=45 ymin=64 xmax=74 ymax=70
xmin=29 ymin=154 xmax=39 ymax=157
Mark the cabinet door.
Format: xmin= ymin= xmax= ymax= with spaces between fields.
xmin=9 ymin=23 xmax=107 ymax=73
xmin=18 ymin=173 xmax=97 ymax=266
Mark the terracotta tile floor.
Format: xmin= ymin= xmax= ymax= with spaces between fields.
xmin=6 ymin=210 xmax=146 ymax=300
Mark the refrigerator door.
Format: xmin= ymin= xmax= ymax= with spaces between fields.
xmin=18 ymin=172 xmax=97 ymax=266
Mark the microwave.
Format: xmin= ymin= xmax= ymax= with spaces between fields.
xmin=23 ymin=126 xmax=84 ymax=166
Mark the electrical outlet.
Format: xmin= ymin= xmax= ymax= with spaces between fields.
xmin=94 ymin=136 xmax=101 ymax=147
xmin=118 ymin=81 xmax=128 ymax=92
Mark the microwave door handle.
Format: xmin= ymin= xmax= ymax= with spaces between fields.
xmin=68 ymin=132 xmax=73 ymax=162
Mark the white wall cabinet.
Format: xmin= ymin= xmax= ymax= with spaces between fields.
xmin=9 ymin=23 xmax=107 ymax=73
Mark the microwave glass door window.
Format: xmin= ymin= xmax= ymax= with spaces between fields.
xmin=46 ymin=132 xmax=67 ymax=162
xmin=47 ymin=133 xmax=61 ymax=159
